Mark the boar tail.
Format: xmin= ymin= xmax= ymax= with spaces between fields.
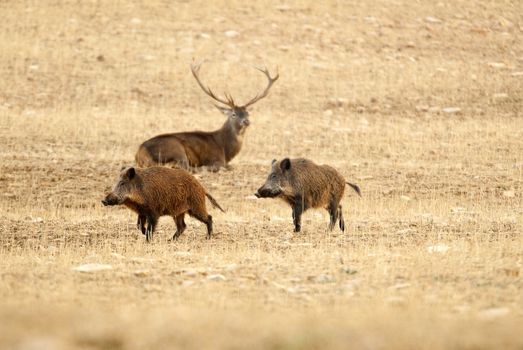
xmin=346 ymin=182 xmax=361 ymax=197
xmin=205 ymin=193 xmax=225 ymax=213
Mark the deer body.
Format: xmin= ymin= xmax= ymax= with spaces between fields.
xmin=136 ymin=120 xmax=244 ymax=170
xmin=135 ymin=62 xmax=278 ymax=171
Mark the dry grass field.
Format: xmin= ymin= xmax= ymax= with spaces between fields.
xmin=1 ymin=0 xmax=522 ymax=349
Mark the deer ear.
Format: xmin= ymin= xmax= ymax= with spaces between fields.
xmin=125 ymin=167 xmax=136 ymax=179
xmin=215 ymin=105 xmax=233 ymax=117
xmin=280 ymin=158 xmax=291 ymax=171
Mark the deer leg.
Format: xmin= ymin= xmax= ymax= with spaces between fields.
xmin=157 ymin=141 xmax=190 ymax=170
xmin=145 ymin=215 xmax=157 ymax=243
xmin=206 ymin=159 xmax=226 ymax=172
xmin=172 ymin=213 xmax=187 ymax=240
xmin=173 ymin=153 xmax=190 ymax=171
xmin=207 ymin=151 xmax=227 ymax=172
xmin=137 ymin=214 xmax=146 ymax=235
xmin=205 ymin=165 xmax=220 ymax=172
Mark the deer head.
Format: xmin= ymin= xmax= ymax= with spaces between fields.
xmin=190 ymin=61 xmax=279 ymax=134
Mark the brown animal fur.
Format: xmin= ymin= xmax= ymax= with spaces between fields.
xmin=135 ymin=61 xmax=278 ymax=171
xmin=102 ymin=166 xmax=224 ymax=242
xmin=255 ymin=158 xmax=361 ymax=232
xmin=135 ymin=117 xmax=246 ymax=171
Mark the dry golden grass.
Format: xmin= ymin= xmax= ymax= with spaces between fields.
xmin=1 ymin=0 xmax=522 ymax=349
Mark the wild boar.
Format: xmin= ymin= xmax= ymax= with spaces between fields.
xmin=102 ymin=166 xmax=224 ymax=242
xmin=255 ymin=158 xmax=361 ymax=232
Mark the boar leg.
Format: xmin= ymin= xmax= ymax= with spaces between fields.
xmin=205 ymin=215 xmax=213 ymax=239
xmin=172 ymin=213 xmax=187 ymax=240
xmin=137 ymin=215 xmax=147 ymax=235
xmin=328 ymin=201 xmax=341 ymax=231
xmin=189 ymin=209 xmax=213 ymax=239
xmin=328 ymin=209 xmax=337 ymax=231
xmin=145 ymin=216 xmax=157 ymax=243
xmin=338 ymin=205 xmax=345 ymax=232
xmin=292 ymin=196 xmax=304 ymax=233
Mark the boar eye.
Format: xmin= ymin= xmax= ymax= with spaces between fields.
xmin=270 ymin=173 xmax=277 ymax=180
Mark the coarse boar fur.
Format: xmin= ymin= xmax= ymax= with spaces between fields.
xmin=102 ymin=166 xmax=224 ymax=242
xmin=255 ymin=158 xmax=361 ymax=232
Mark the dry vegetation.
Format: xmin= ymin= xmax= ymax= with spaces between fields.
xmin=1 ymin=0 xmax=522 ymax=349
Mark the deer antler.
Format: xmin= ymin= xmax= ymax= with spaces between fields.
xmin=191 ymin=60 xmax=235 ymax=107
xmin=242 ymin=66 xmax=279 ymax=108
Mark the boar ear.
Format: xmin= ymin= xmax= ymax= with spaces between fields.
xmin=271 ymin=159 xmax=277 ymax=165
xmin=125 ymin=167 xmax=136 ymax=179
xmin=280 ymin=158 xmax=291 ymax=171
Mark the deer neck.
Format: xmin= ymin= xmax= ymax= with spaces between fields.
xmin=218 ymin=120 xmax=244 ymax=162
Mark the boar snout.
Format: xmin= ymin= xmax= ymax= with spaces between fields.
xmin=102 ymin=193 xmax=119 ymax=206
xmin=255 ymin=186 xmax=281 ymax=198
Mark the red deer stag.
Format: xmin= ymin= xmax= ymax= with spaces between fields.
xmin=135 ymin=61 xmax=279 ymax=171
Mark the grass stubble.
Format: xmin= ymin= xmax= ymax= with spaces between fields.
xmin=0 ymin=0 xmax=522 ymax=349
